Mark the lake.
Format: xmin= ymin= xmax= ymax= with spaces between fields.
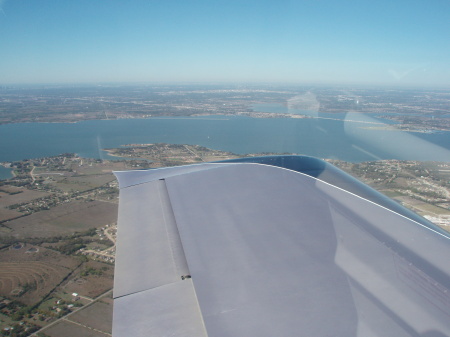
xmin=1 ymin=113 xmax=449 ymax=180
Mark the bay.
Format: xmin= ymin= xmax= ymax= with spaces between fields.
xmin=0 ymin=165 xmax=13 ymax=180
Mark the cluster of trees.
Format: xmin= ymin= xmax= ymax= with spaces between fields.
xmin=50 ymin=228 xmax=103 ymax=255
xmin=8 ymin=192 xmax=75 ymax=213
xmin=1 ymin=180 xmax=30 ymax=188
xmin=53 ymin=238 xmax=86 ymax=255
xmin=17 ymin=282 xmax=37 ymax=296
xmin=80 ymin=266 xmax=104 ymax=277
xmin=0 ymin=323 xmax=39 ymax=337
xmin=0 ymin=228 xmax=98 ymax=249
xmin=0 ymin=188 xmax=22 ymax=195
xmin=3 ymin=301 xmax=34 ymax=322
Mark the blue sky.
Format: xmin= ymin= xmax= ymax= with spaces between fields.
xmin=1 ymin=0 xmax=450 ymax=87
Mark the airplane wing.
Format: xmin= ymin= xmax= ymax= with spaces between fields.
xmin=112 ymin=156 xmax=450 ymax=337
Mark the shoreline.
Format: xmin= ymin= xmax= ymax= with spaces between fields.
xmin=102 ymin=149 xmax=153 ymax=162
xmin=0 ymin=113 xmax=449 ymax=132
xmin=0 ymin=163 xmax=15 ymax=180
xmin=359 ymin=126 xmax=449 ymax=133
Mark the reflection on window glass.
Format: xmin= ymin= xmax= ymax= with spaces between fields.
xmin=0 ymin=0 xmax=449 ymax=335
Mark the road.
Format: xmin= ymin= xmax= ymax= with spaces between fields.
xmin=418 ymin=177 xmax=450 ymax=200
xmin=30 ymin=289 xmax=113 ymax=337
xmin=83 ymin=226 xmax=116 ymax=259
xmin=184 ymin=145 xmax=204 ymax=161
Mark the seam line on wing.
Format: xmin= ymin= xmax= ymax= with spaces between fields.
xmin=114 ymin=163 xmax=233 ymax=189
xmin=158 ymin=180 xmax=180 ymax=277
xmin=113 ymin=279 xmax=193 ymax=300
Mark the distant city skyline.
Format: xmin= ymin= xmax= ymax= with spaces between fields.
xmin=1 ymin=0 xmax=450 ymax=88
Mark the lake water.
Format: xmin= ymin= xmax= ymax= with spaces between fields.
xmin=1 ymin=111 xmax=449 ymax=180
xmin=0 ymin=165 xmax=13 ymax=180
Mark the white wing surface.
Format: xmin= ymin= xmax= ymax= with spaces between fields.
xmin=113 ymin=156 xmax=450 ymax=337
